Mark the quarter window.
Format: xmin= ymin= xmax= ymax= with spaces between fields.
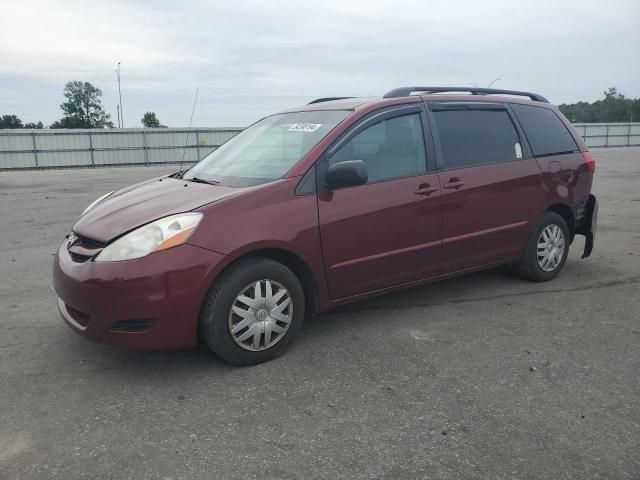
xmin=510 ymin=103 xmax=579 ymax=156
xmin=330 ymin=114 xmax=427 ymax=183
xmin=432 ymin=108 xmax=521 ymax=169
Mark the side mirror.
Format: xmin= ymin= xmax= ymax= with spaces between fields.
xmin=326 ymin=160 xmax=368 ymax=190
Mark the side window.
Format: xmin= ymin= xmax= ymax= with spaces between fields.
xmin=432 ymin=108 xmax=521 ymax=169
xmin=510 ymin=103 xmax=579 ymax=156
xmin=330 ymin=114 xmax=427 ymax=183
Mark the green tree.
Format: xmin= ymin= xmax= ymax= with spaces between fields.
xmin=631 ymin=99 xmax=640 ymax=122
xmin=595 ymin=87 xmax=632 ymax=122
xmin=0 ymin=115 xmax=46 ymax=129
xmin=0 ymin=114 xmax=24 ymax=128
xmin=557 ymin=101 xmax=596 ymax=123
xmin=141 ymin=111 xmax=166 ymax=128
xmin=559 ymin=87 xmax=636 ymax=122
xmin=51 ymin=81 xmax=113 ymax=128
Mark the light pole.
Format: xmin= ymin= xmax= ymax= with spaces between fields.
xmin=487 ymin=77 xmax=502 ymax=88
xmin=115 ymin=62 xmax=123 ymax=128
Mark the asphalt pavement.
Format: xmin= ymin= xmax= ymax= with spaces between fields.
xmin=1 ymin=148 xmax=639 ymax=479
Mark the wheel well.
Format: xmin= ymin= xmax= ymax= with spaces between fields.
xmin=230 ymin=248 xmax=319 ymax=316
xmin=545 ymin=203 xmax=575 ymax=241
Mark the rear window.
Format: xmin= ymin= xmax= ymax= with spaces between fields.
xmin=510 ymin=104 xmax=579 ymax=156
xmin=432 ymin=108 xmax=521 ymax=169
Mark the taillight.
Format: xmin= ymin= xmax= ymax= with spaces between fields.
xmin=584 ymin=151 xmax=596 ymax=172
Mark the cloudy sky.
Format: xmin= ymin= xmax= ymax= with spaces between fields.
xmin=1 ymin=0 xmax=638 ymax=127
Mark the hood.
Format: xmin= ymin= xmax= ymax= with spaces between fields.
xmin=73 ymin=177 xmax=246 ymax=243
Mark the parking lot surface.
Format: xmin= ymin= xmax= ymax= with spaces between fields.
xmin=1 ymin=148 xmax=639 ymax=480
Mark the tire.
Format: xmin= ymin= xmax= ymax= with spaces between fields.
xmin=514 ymin=211 xmax=570 ymax=282
xmin=199 ymin=257 xmax=305 ymax=366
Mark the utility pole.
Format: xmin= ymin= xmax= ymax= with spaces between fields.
xmin=116 ymin=105 xmax=121 ymax=129
xmin=115 ymin=62 xmax=123 ymax=127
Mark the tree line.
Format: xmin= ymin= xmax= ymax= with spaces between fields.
xmin=0 ymin=81 xmax=167 ymax=129
xmin=558 ymin=87 xmax=639 ymax=123
xmin=2 ymin=83 xmax=639 ymax=129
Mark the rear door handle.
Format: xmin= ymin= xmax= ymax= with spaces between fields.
xmin=443 ymin=180 xmax=466 ymax=190
xmin=415 ymin=184 xmax=438 ymax=196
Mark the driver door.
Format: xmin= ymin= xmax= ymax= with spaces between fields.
xmin=317 ymin=106 xmax=443 ymax=299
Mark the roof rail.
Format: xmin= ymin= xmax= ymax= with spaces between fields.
xmin=308 ymin=97 xmax=354 ymax=105
xmin=383 ymin=87 xmax=549 ymax=103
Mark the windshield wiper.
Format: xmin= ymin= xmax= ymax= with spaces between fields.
xmin=188 ymin=176 xmax=220 ymax=186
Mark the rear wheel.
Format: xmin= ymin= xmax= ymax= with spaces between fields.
xmin=199 ymin=257 xmax=305 ymax=366
xmin=515 ymin=211 xmax=570 ymax=282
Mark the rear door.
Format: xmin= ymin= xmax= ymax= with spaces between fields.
xmin=317 ymin=105 xmax=443 ymax=299
xmin=427 ymin=102 xmax=543 ymax=273
xmin=509 ymin=103 xmax=587 ymax=203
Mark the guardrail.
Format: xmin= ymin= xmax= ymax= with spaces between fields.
xmin=1 ymin=123 xmax=638 ymax=170
xmin=0 ymin=127 xmax=242 ymax=170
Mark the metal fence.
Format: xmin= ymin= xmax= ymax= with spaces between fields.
xmin=1 ymin=123 xmax=639 ymax=170
xmin=572 ymin=123 xmax=640 ymax=148
xmin=0 ymin=127 xmax=242 ymax=170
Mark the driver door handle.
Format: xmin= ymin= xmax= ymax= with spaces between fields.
xmin=443 ymin=179 xmax=466 ymax=190
xmin=415 ymin=184 xmax=438 ymax=196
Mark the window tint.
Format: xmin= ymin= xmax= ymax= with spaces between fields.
xmin=433 ymin=109 xmax=521 ymax=169
xmin=330 ymin=114 xmax=426 ymax=182
xmin=510 ymin=104 xmax=579 ymax=156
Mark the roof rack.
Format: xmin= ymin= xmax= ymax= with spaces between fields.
xmin=308 ymin=97 xmax=355 ymax=104
xmin=383 ymin=86 xmax=548 ymax=103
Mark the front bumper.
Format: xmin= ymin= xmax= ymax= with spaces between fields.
xmin=53 ymin=241 xmax=228 ymax=350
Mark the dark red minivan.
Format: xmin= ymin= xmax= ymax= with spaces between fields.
xmin=53 ymin=87 xmax=598 ymax=365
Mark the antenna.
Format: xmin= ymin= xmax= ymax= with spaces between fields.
xmin=179 ymin=88 xmax=199 ymax=174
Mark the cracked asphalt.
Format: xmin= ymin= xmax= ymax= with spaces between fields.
xmin=1 ymin=148 xmax=639 ymax=480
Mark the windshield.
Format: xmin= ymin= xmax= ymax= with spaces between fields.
xmin=184 ymin=110 xmax=350 ymax=187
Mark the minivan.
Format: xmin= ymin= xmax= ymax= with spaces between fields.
xmin=53 ymin=86 xmax=598 ymax=365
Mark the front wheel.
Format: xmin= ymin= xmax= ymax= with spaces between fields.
xmin=515 ymin=211 xmax=570 ymax=282
xmin=199 ymin=257 xmax=305 ymax=366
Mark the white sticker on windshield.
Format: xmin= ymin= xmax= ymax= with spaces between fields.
xmin=288 ymin=123 xmax=322 ymax=132
xmin=515 ymin=142 xmax=523 ymax=159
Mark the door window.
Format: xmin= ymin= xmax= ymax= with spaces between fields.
xmin=432 ymin=108 xmax=521 ymax=169
xmin=330 ymin=114 xmax=427 ymax=182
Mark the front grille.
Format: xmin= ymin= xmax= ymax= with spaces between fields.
xmin=67 ymin=233 xmax=104 ymax=262
xmin=69 ymin=252 xmax=92 ymax=263
xmin=75 ymin=234 xmax=104 ymax=249
xmin=109 ymin=319 xmax=154 ymax=333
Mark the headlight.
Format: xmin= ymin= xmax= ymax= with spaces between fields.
xmin=95 ymin=213 xmax=203 ymax=262
xmin=82 ymin=191 xmax=115 ymax=215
